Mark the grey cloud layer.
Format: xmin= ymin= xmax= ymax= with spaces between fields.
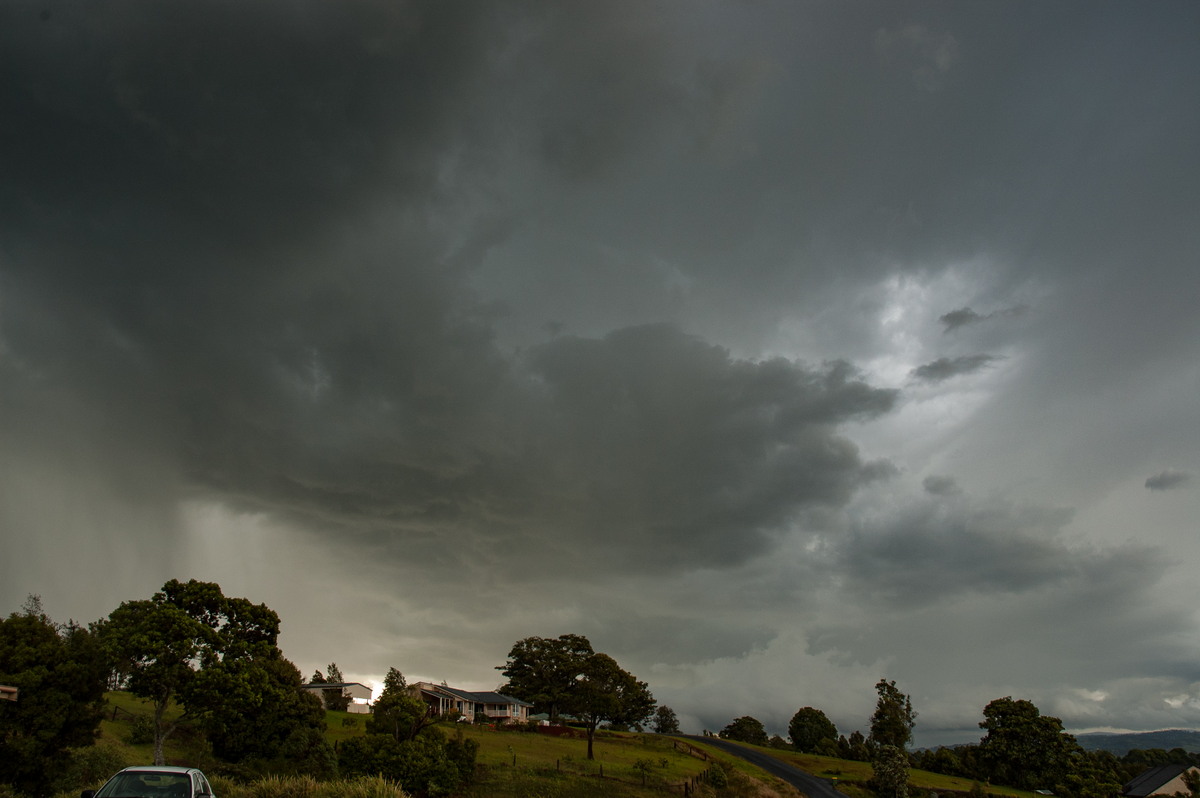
xmin=4 ymin=0 xmax=1200 ymax=741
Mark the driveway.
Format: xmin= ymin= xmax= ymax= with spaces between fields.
xmin=681 ymin=735 xmax=845 ymax=798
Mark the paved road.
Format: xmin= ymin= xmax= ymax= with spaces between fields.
xmin=681 ymin=735 xmax=844 ymax=798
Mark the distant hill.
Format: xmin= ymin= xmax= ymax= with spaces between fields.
xmin=1075 ymin=730 xmax=1200 ymax=756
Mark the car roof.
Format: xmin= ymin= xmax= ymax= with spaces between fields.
xmin=119 ymin=767 xmax=200 ymax=775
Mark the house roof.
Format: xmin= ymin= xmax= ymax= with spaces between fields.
xmin=418 ymin=683 xmax=533 ymax=707
xmin=1122 ymin=764 xmax=1192 ymax=797
xmin=299 ymin=682 xmax=373 ymax=700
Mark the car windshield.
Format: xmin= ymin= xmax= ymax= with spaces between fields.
xmin=96 ymin=772 xmax=191 ymax=798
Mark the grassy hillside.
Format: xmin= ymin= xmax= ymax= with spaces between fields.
xmin=89 ymin=694 xmax=1036 ymax=798
xmin=91 ymin=694 xmax=774 ymax=797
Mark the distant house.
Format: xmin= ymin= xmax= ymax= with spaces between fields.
xmin=0 ymin=685 xmax=17 ymax=702
xmin=410 ymin=682 xmax=533 ymax=724
xmin=299 ymin=681 xmax=373 ymax=714
xmin=1122 ymin=764 xmax=1199 ymax=798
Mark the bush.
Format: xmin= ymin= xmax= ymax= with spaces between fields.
xmin=50 ymin=746 xmax=128 ymax=795
xmin=127 ymin=716 xmax=155 ymax=746
xmin=338 ymin=729 xmax=476 ymax=797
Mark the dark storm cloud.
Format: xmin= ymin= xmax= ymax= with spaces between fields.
xmin=0 ymin=0 xmax=496 ymax=248
xmin=833 ymin=498 xmax=1132 ymax=607
xmin=580 ymin=611 xmax=774 ymax=666
xmin=520 ymin=325 xmax=898 ymax=567
xmin=1145 ymin=471 xmax=1191 ymax=492
xmin=910 ymin=354 xmax=1000 ymax=383
xmin=922 ymin=475 xmax=961 ymax=496
xmin=0 ymin=0 xmax=910 ymax=603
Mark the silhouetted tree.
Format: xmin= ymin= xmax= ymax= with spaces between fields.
xmin=870 ymin=679 xmax=916 ymax=750
xmin=652 ymin=705 xmax=680 ymax=734
xmin=789 ymin=706 xmax=838 ymax=753
xmin=0 ymin=598 xmax=108 ymax=798
xmin=565 ymin=653 xmax=655 ymax=759
xmin=978 ymin=697 xmax=1079 ymax=791
xmin=719 ymin=716 xmax=769 ymax=746
xmin=496 ymin=634 xmax=594 ymax=719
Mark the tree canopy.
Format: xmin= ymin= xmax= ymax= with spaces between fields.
xmin=789 ymin=706 xmax=838 ymax=753
xmin=870 ymin=678 xmax=916 ymax=751
xmin=565 ymin=652 xmax=655 ymax=759
xmin=198 ymin=651 xmax=334 ymax=777
xmin=497 ymin=634 xmax=653 ymax=759
xmin=0 ymin=598 xmax=109 ymax=798
xmin=978 ymin=696 xmax=1084 ymax=792
xmin=719 ymin=716 xmax=769 ymax=746
xmin=101 ymin=579 xmax=282 ymax=764
xmin=652 ymin=705 xmax=680 ymax=734
xmin=496 ymin=633 xmax=595 ymax=719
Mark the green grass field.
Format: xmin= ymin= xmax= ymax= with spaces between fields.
xmin=89 ymin=694 xmax=1033 ymax=798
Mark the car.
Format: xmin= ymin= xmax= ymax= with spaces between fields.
xmin=81 ymin=766 xmax=215 ymax=798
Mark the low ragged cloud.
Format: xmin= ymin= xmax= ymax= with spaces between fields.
xmin=1145 ymin=471 xmax=1191 ymax=492
xmin=939 ymin=306 xmax=1027 ymax=333
xmin=911 ymin=354 xmax=1000 ymax=383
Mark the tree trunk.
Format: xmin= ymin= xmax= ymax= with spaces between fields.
xmin=153 ymin=701 xmax=167 ymax=765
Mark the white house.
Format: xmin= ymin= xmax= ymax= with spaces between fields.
xmin=410 ymin=682 xmax=533 ymax=724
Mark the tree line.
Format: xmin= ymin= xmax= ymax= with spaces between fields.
xmin=716 ymin=679 xmax=1199 ymax=798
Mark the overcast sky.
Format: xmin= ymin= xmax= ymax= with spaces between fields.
xmin=3 ymin=0 xmax=1200 ymax=747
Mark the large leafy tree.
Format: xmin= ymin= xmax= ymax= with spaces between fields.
xmin=0 ymin=597 xmax=109 ymax=798
xmin=977 ymin=697 xmax=1084 ymax=792
xmin=719 ymin=716 xmax=769 ymax=746
xmin=496 ymin=634 xmax=594 ymax=719
xmin=564 ymin=652 xmax=655 ymax=760
xmin=197 ymin=652 xmax=334 ymax=777
xmin=100 ymin=579 xmax=281 ymax=764
xmin=870 ymin=679 xmax=916 ymax=750
xmin=497 ymin=634 xmax=654 ymax=760
xmin=789 ymin=706 xmax=838 ymax=753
